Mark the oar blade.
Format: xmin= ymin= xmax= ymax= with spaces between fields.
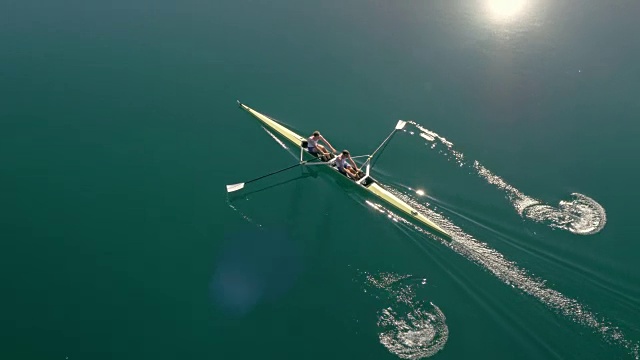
xmin=395 ymin=120 xmax=407 ymax=130
xmin=226 ymin=183 xmax=245 ymax=192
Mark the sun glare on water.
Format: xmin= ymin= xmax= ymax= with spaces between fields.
xmin=487 ymin=0 xmax=527 ymax=20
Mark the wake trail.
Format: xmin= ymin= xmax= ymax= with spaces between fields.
xmin=406 ymin=122 xmax=606 ymax=235
xmin=356 ymin=189 xmax=638 ymax=359
xmin=228 ymin=113 xmax=633 ymax=357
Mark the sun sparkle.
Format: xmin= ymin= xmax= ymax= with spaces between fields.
xmin=487 ymin=0 xmax=526 ymax=19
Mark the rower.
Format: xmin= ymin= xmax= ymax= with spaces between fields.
xmin=307 ymin=131 xmax=336 ymax=161
xmin=335 ymin=150 xmax=360 ymax=180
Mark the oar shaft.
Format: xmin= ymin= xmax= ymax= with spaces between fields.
xmin=244 ymin=162 xmax=305 ymax=185
xmin=363 ymin=129 xmax=397 ymax=167
xmin=350 ymin=154 xmax=371 ymax=159
xmin=230 ymin=156 xmax=322 ymax=191
xmin=362 ymin=120 xmax=406 ymax=168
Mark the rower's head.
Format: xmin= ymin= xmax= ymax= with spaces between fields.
xmin=312 ymin=131 xmax=320 ymax=138
xmin=342 ymin=150 xmax=350 ymax=157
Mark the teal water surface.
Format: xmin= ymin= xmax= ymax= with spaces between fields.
xmin=2 ymin=0 xmax=639 ymax=359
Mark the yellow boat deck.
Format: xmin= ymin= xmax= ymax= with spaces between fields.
xmin=238 ymin=101 xmax=451 ymax=238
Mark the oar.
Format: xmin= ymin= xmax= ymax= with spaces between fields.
xmin=226 ymin=157 xmax=321 ymax=192
xmin=350 ymin=154 xmax=371 ymax=160
xmin=362 ymin=120 xmax=406 ymax=168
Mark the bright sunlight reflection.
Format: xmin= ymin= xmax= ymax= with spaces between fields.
xmin=487 ymin=0 xmax=527 ymax=19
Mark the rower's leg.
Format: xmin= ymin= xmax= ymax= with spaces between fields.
xmin=317 ymin=145 xmax=330 ymax=161
xmin=319 ymin=145 xmax=335 ymax=160
xmin=346 ymin=168 xmax=358 ymax=180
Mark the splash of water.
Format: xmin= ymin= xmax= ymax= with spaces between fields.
xmin=358 ymin=271 xmax=448 ymax=359
xmin=406 ymin=122 xmax=607 ymax=235
xmin=363 ymin=193 xmax=638 ymax=359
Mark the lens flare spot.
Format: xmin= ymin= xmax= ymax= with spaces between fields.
xmin=210 ymin=230 xmax=302 ymax=316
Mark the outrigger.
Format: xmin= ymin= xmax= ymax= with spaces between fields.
xmin=227 ymin=101 xmax=451 ymax=239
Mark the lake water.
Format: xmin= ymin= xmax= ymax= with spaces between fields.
xmin=2 ymin=0 xmax=639 ymax=359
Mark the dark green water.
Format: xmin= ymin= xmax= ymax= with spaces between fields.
xmin=2 ymin=0 xmax=639 ymax=359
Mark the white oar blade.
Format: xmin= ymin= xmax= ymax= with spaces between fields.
xmin=226 ymin=183 xmax=245 ymax=192
xmin=395 ymin=120 xmax=407 ymax=130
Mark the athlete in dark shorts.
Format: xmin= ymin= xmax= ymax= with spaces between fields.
xmin=307 ymin=131 xmax=336 ymax=160
xmin=335 ymin=150 xmax=360 ymax=179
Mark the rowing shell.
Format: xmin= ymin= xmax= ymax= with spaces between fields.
xmin=237 ymin=101 xmax=451 ymax=239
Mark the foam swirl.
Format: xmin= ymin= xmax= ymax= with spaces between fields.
xmin=358 ymin=272 xmax=448 ymax=359
xmin=406 ymin=122 xmax=607 ymax=235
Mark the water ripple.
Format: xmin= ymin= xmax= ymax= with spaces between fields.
xmin=363 ymin=191 xmax=638 ymax=359
xmin=407 ymin=122 xmax=607 ymax=235
xmin=357 ymin=271 xmax=448 ymax=359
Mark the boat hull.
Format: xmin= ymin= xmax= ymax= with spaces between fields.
xmin=237 ymin=101 xmax=450 ymax=239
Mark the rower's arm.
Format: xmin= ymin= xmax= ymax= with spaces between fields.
xmin=349 ymin=158 xmax=359 ymax=170
xmin=319 ymin=136 xmax=336 ymax=152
